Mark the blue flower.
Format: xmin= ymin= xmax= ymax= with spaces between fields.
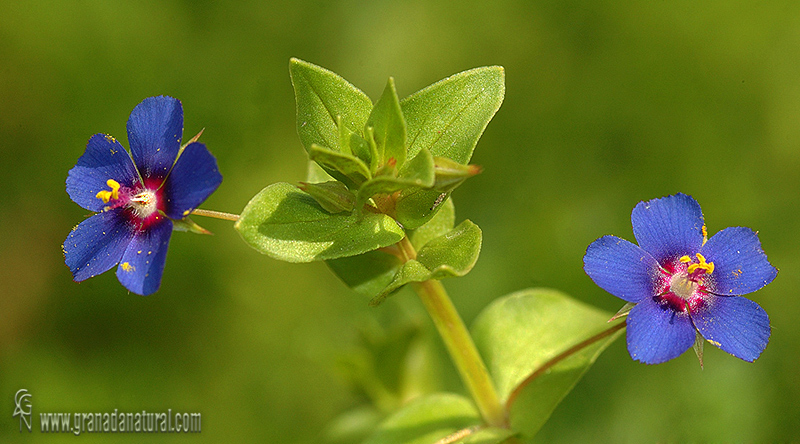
xmin=583 ymin=193 xmax=776 ymax=364
xmin=64 ymin=96 xmax=222 ymax=295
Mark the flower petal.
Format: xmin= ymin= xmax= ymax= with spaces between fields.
xmin=63 ymin=209 xmax=134 ymax=281
xmin=66 ymin=134 xmax=139 ymax=212
xmin=162 ymin=142 xmax=223 ymax=219
xmin=583 ymin=235 xmax=661 ymax=303
xmin=692 ymin=295 xmax=770 ymax=362
xmin=116 ymin=218 xmax=173 ymax=296
xmin=127 ymin=96 xmax=183 ymax=179
xmin=701 ymin=226 xmax=778 ymax=296
xmin=626 ymin=297 xmax=696 ymax=364
xmin=631 ymin=193 xmax=704 ymax=262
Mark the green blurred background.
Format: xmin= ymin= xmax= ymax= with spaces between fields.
xmin=2 ymin=0 xmax=799 ymax=442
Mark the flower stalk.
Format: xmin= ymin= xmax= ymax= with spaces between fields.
xmin=191 ymin=208 xmax=240 ymax=222
xmin=398 ymin=237 xmax=506 ymax=428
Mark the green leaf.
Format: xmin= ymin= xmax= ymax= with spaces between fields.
xmin=339 ymin=116 xmax=373 ymax=167
xmin=327 ymin=250 xmax=403 ymax=298
xmin=366 ymin=77 xmax=407 ymax=167
xmin=290 ymin=58 xmax=373 ymax=152
xmin=408 ymin=197 xmax=455 ymax=250
xmin=459 ymin=427 xmax=517 ymax=444
xmin=235 ymin=182 xmax=404 ymax=262
xmin=309 ymin=144 xmax=372 ymax=188
xmin=362 ymin=393 xmax=481 ymax=444
xmin=401 ymin=66 xmax=505 ymax=164
xmin=298 ymin=180 xmax=356 ymax=213
xmin=399 ymin=146 xmax=435 ymax=187
xmin=327 ymin=197 xmax=455 ymax=298
xmin=171 ymin=216 xmax=211 ymax=235
xmin=471 ymin=289 xmax=624 ymax=440
xmin=322 ymin=406 xmax=382 ymax=444
xmin=356 ymin=147 xmax=435 ymax=209
xmin=395 ymin=188 xmax=450 ymax=230
xmin=370 ymin=220 xmax=481 ymax=305
xmin=306 ymin=160 xmax=336 ymax=183
xmin=433 ymin=156 xmax=483 ymax=192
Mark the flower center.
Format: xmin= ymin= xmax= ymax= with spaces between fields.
xmin=669 ymin=272 xmax=697 ymax=300
xmin=95 ymin=178 xmax=165 ymax=230
xmin=128 ymin=189 xmax=158 ymax=219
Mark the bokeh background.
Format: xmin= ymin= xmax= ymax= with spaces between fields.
xmin=2 ymin=1 xmax=799 ymax=442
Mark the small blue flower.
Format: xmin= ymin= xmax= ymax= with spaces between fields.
xmin=64 ymin=96 xmax=222 ymax=295
xmin=583 ymin=193 xmax=776 ymax=364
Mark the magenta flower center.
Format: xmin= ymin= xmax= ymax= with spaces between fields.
xmin=96 ymin=177 xmax=167 ymax=231
xmin=657 ymin=253 xmax=714 ymax=313
xmin=129 ymin=189 xmax=158 ymax=219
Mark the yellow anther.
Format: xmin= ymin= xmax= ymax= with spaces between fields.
xmin=679 ymin=255 xmax=692 ymax=263
xmin=95 ymin=179 xmax=121 ymax=203
xmin=701 ymin=224 xmax=708 ymax=246
xmin=687 ymin=253 xmax=714 ymax=275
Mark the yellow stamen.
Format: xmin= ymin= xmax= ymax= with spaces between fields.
xmin=701 ymin=224 xmax=708 ymax=246
xmin=679 ymin=255 xmax=692 ymax=263
xmin=95 ymin=179 xmax=121 ymax=203
xmin=687 ymin=253 xmax=714 ymax=275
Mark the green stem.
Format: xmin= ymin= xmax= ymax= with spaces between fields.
xmin=191 ymin=208 xmax=240 ymax=222
xmin=398 ymin=237 xmax=506 ymax=428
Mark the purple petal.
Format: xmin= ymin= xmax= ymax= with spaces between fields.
xmin=116 ymin=219 xmax=173 ymax=296
xmin=162 ymin=142 xmax=223 ymax=219
xmin=693 ymin=295 xmax=770 ymax=362
xmin=700 ymin=226 xmax=778 ymax=296
xmin=583 ymin=235 xmax=661 ymax=303
xmin=66 ymin=134 xmax=139 ymax=212
xmin=63 ymin=209 xmax=134 ymax=281
xmin=631 ymin=193 xmax=704 ymax=262
xmin=626 ymin=297 xmax=696 ymax=364
xmin=127 ymin=96 xmax=183 ymax=179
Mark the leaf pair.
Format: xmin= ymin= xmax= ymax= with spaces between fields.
xmin=351 ymin=289 xmax=624 ymax=443
xmin=326 ymin=199 xmax=481 ymax=304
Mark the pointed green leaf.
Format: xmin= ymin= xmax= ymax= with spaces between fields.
xmin=471 ymin=289 xmax=624 ymax=440
xmin=306 ymin=160 xmax=336 ymax=183
xmin=171 ymin=216 xmax=212 ymax=235
xmin=309 ymin=144 xmax=372 ymax=189
xmin=356 ymin=148 xmax=435 ymax=209
xmin=362 ymin=393 xmax=481 ymax=444
xmin=399 ymin=146 xmax=435 ymax=187
xmin=370 ymin=220 xmax=481 ymax=305
xmin=290 ymin=58 xmax=373 ymax=152
xmin=235 ymin=183 xmax=404 ymax=262
xmin=401 ymin=66 xmax=505 ymax=163
xmin=339 ymin=115 xmax=373 ymax=166
xmin=366 ymin=77 xmax=407 ymax=167
xmin=433 ymin=156 xmax=482 ymax=192
xmin=327 ymin=198 xmax=455 ymax=298
xmin=298 ymin=180 xmax=356 ymax=213
xmin=395 ymin=188 xmax=450 ymax=230
xmin=364 ymin=126 xmax=380 ymax=173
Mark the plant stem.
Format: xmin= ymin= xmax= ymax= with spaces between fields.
xmin=191 ymin=208 xmax=240 ymax=221
xmin=398 ymin=237 xmax=506 ymax=428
